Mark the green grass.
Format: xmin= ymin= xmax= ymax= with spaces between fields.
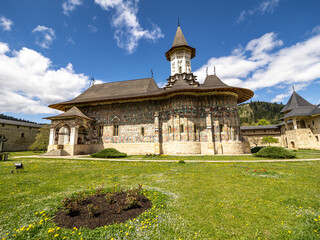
xmin=9 ymin=151 xmax=44 ymax=157
xmin=125 ymin=149 xmax=320 ymax=160
xmin=1 ymin=157 xmax=320 ymax=239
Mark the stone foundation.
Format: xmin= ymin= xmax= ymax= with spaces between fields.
xmin=47 ymin=140 xmax=250 ymax=156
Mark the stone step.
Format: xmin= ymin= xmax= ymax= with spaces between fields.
xmin=42 ymin=149 xmax=69 ymax=156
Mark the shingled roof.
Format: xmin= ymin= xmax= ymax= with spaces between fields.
xmin=0 ymin=119 xmax=43 ymax=128
xmin=199 ymin=75 xmax=254 ymax=103
xmin=279 ymin=91 xmax=320 ymax=119
xmin=49 ymin=78 xmax=163 ymax=110
xmin=202 ymin=75 xmax=229 ymax=88
xmin=45 ymin=106 xmax=93 ymax=121
xmin=309 ymin=104 xmax=320 ymax=116
xmin=240 ymin=125 xmax=280 ymax=131
xmin=165 ymin=25 xmax=196 ymax=60
xmin=281 ymin=91 xmax=313 ymax=113
xmin=171 ymin=25 xmax=188 ymax=47
xmin=48 ymin=74 xmax=254 ymax=111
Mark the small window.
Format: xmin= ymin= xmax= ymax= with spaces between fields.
xmin=194 ymin=125 xmax=197 ymax=134
xmin=1 ymin=123 xmax=4 ymax=127
xmin=179 ymin=66 xmax=182 ymax=73
xmin=312 ymin=121 xmax=315 ymax=125
xmin=264 ymin=130 xmax=266 ymax=132
xmin=316 ymin=136 xmax=319 ymax=142
xmin=253 ymin=130 xmax=255 ymax=133
xmin=141 ymin=127 xmax=145 ymax=136
xmin=113 ymin=123 xmax=119 ymax=136
xmin=29 ymin=127 xmax=32 ymax=130
xmin=180 ymin=124 xmax=184 ymax=133
xmin=168 ymin=126 xmax=172 ymax=134
xmin=17 ymin=126 xmax=20 ymax=128
xmin=21 ymin=133 xmax=24 ymax=138
xmin=99 ymin=125 xmax=104 ymax=137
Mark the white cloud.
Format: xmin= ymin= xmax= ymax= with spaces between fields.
xmin=95 ymin=0 xmax=164 ymax=53
xmin=66 ymin=36 xmax=75 ymax=45
xmin=195 ymin=28 xmax=320 ymax=102
xmin=62 ymin=0 xmax=83 ymax=15
xmin=32 ymin=25 xmax=56 ymax=49
xmin=0 ymin=16 xmax=13 ymax=31
xmin=271 ymin=93 xmax=289 ymax=103
xmin=237 ymin=0 xmax=281 ymax=24
xmin=88 ymin=24 xmax=98 ymax=33
xmin=0 ymin=42 xmax=90 ymax=114
xmin=0 ymin=42 xmax=9 ymax=54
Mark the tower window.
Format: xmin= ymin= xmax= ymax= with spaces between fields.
xmin=141 ymin=127 xmax=145 ymax=136
xmin=180 ymin=124 xmax=184 ymax=133
xmin=113 ymin=123 xmax=119 ymax=136
xmin=21 ymin=133 xmax=24 ymax=138
xmin=312 ymin=121 xmax=315 ymax=125
xmin=179 ymin=66 xmax=182 ymax=73
xmin=1 ymin=124 xmax=4 ymax=127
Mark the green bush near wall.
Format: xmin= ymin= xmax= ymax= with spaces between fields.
xmin=254 ymin=146 xmax=296 ymax=159
xmin=90 ymin=148 xmax=127 ymax=158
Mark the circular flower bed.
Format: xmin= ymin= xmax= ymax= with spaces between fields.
xmin=53 ymin=185 xmax=151 ymax=229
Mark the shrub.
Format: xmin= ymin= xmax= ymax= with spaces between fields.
xmin=178 ymin=160 xmax=186 ymax=164
xmin=251 ymin=146 xmax=264 ymax=153
xmin=254 ymin=146 xmax=296 ymax=159
xmin=87 ymin=204 xmax=98 ymax=218
xmin=90 ymin=148 xmax=127 ymax=158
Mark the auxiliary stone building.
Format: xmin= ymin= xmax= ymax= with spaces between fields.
xmin=0 ymin=119 xmax=43 ymax=151
xmin=45 ymin=25 xmax=254 ymax=156
xmin=240 ymin=90 xmax=320 ymax=150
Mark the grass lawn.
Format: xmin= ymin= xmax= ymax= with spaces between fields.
xmin=1 ymin=157 xmax=320 ymax=239
xmin=124 ymin=149 xmax=320 ymax=160
xmin=8 ymin=151 xmax=44 ymax=157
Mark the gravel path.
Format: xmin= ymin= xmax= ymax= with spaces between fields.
xmin=12 ymin=155 xmax=320 ymax=163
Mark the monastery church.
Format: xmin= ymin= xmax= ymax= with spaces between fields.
xmin=45 ymin=25 xmax=254 ymax=156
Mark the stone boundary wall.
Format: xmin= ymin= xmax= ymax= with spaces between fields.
xmin=0 ymin=124 xmax=40 ymax=151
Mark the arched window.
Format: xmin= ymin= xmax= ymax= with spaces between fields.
xmin=99 ymin=124 xmax=104 ymax=137
xmin=113 ymin=123 xmax=119 ymax=136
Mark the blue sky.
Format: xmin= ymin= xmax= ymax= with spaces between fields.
xmin=0 ymin=0 xmax=320 ymax=123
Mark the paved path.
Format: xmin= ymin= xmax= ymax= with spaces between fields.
xmin=12 ymin=155 xmax=320 ymax=163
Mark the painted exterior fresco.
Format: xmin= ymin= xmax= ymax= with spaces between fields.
xmin=71 ymin=93 xmax=241 ymax=146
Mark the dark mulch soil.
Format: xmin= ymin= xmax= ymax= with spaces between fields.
xmin=53 ymin=193 xmax=152 ymax=229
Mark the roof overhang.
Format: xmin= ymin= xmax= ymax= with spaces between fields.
xmin=165 ymin=45 xmax=196 ymax=61
xmin=49 ymin=87 xmax=253 ymax=111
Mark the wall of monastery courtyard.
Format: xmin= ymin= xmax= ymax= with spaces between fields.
xmin=0 ymin=123 xmax=40 ymax=151
xmin=280 ymin=116 xmax=320 ymax=149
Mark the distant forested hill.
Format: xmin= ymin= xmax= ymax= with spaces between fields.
xmin=0 ymin=114 xmax=37 ymax=124
xmin=238 ymin=101 xmax=285 ymax=125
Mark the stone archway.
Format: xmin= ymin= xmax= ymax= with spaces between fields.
xmin=290 ymin=141 xmax=295 ymax=149
xmin=55 ymin=124 xmax=70 ymax=145
xmin=77 ymin=126 xmax=88 ymax=144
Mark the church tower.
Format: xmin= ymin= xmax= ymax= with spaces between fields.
xmin=164 ymin=23 xmax=198 ymax=89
